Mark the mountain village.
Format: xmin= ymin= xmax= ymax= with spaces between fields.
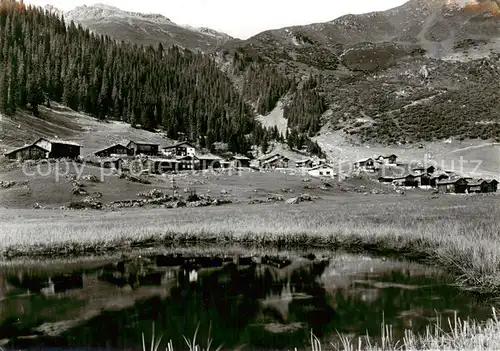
xmin=3 ymin=136 xmax=498 ymax=196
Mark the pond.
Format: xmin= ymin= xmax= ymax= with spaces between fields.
xmin=0 ymin=249 xmax=493 ymax=350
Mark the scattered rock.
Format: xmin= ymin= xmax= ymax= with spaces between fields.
xmin=138 ymin=189 xmax=165 ymax=199
xmin=286 ymin=197 xmax=301 ymax=205
xmin=286 ymin=194 xmax=313 ymax=204
xmin=33 ymin=203 xmax=44 ymax=209
xmin=93 ymin=192 xmax=103 ymax=198
xmin=267 ymin=195 xmax=284 ymax=202
xmin=220 ymin=189 xmax=229 ymax=194
xmin=300 ymin=194 xmax=312 ymax=201
xmin=81 ymin=174 xmax=100 ymax=183
xmin=69 ymin=197 xmax=103 ymax=210
xmin=212 ymin=198 xmax=232 ymax=206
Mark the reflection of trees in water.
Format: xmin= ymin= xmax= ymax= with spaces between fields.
xmin=46 ymin=260 xmax=335 ymax=350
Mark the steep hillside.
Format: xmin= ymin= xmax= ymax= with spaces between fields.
xmin=221 ymin=0 xmax=500 ymax=146
xmin=50 ymin=3 xmax=233 ymax=51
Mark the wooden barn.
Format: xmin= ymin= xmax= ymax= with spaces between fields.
xmin=229 ymin=155 xmax=251 ymax=168
xmin=437 ymin=178 xmax=468 ymax=194
xmin=126 ymin=141 xmax=159 ymax=156
xmin=4 ymin=144 xmax=48 ymax=161
xmin=34 ymin=138 xmax=81 ymax=159
xmin=94 ymin=144 xmax=129 ymax=157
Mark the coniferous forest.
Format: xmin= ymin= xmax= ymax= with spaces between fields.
xmin=0 ymin=0 xmax=325 ymax=156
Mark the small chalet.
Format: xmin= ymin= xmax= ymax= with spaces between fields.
xmin=375 ymin=154 xmax=398 ymax=165
xmin=34 ymin=138 xmax=81 ymax=159
xmin=4 ymin=144 xmax=48 ymax=161
xmin=437 ymin=178 xmax=468 ymax=194
xmin=162 ymin=142 xmax=196 ymax=157
xmin=229 ymin=155 xmax=251 ymax=168
xmin=308 ymin=164 xmax=336 ymax=178
xmin=126 ymin=141 xmax=159 ymax=156
xmin=260 ymin=154 xmax=290 ymax=169
xmin=356 ymin=158 xmax=376 ymax=171
xmin=296 ymin=159 xmax=314 ymax=168
xmin=94 ymin=144 xmax=129 ymax=158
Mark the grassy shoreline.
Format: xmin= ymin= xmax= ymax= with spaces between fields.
xmin=2 ymin=194 xmax=500 ymax=295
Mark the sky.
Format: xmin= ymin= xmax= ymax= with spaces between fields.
xmin=24 ymin=0 xmax=407 ymax=39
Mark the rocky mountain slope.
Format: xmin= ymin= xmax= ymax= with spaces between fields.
xmin=47 ymin=3 xmax=233 ymax=51
xmin=222 ymin=0 xmax=500 ymax=145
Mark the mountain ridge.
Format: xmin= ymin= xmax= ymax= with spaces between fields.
xmin=43 ymin=3 xmax=234 ymax=51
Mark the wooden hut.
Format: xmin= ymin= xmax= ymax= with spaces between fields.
xmin=437 ymin=178 xmax=468 ymax=194
xmin=94 ymin=144 xmax=129 ymax=157
xmin=4 ymin=144 xmax=48 ymax=161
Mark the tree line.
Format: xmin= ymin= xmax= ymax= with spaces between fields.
xmin=0 ymin=0 xmax=256 ymax=153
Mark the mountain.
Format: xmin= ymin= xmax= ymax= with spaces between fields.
xmin=50 ymin=3 xmax=233 ymax=51
xmin=221 ymin=0 xmax=500 ymax=145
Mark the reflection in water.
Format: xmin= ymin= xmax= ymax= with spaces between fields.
xmin=0 ymin=253 xmax=493 ymax=350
